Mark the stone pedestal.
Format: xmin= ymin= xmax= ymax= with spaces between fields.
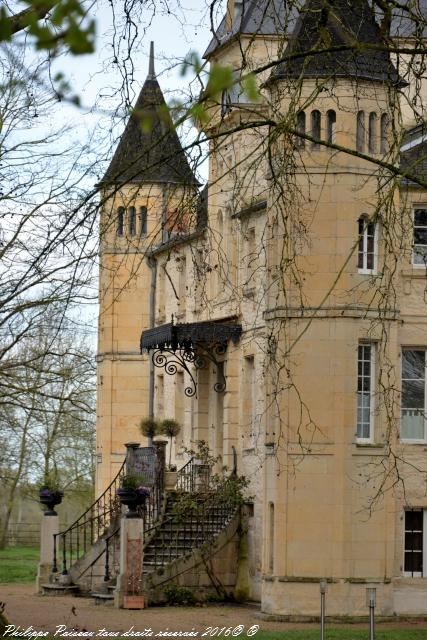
xmin=114 ymin=516 xmax=144 ymax=609
xmin=36 ymin=513 xmax=59 ymax=593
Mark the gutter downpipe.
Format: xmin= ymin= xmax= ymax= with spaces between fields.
xmin=147 ymin=254 xmax=157 ymax=429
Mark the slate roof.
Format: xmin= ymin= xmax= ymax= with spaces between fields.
xmin=102 ymin=53 xmax=197 ymax=186
xmin=203 ymin=0 xmax=293 ymax=58
xmin=272 ymin=0 xmax=400 ymax=83
xmin=400 ymin=127 xmax=427 ymax=186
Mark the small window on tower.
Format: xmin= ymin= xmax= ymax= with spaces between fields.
xmin=296 ymin=111 xmax=306 ymax=148
xmin=311 ymin=110 xmax=321 ymax=149
xmin=357 ymin=111 xmax=365 ymax=153
xmin=140 ymin=206 xmax=148 ymax=235
xmin=326 ymin=110 xmax=336 ymax=144
xmin=380 ymin=113 xmax=390 ymax=154
xmin=117 ymin=207 xmax=125 ymax=236
xmin=128 ymin=206 xmax=136 ymax=236
xmin=369 ymin=112 xmax=378 ymax=154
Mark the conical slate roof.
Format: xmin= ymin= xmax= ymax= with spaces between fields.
xmin=102 ymin=44 xmax=197 ymax=186
xmin=204 ymin=0 xmax=292 ymax=58
xmin=272 ymin=0 xmax=400 ymax=83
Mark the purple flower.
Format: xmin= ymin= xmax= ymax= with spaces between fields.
xmin=137 ymin=485 xmax=151 ymax=498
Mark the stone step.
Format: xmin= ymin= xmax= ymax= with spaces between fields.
xmin=41 ymin=584 xmax=80 ymax=596
xmin=91 ymin=592 xmax=114 ymax=606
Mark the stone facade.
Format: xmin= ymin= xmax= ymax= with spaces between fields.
xmin=96 ymin=0 xmax=427 ymax=617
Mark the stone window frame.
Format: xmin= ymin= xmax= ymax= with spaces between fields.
xmin=412 ymin=207 xmax=427 ymax=267
xmin=401 ymin=348 xmax=427 ymax=443
xmin=356 ymin=342 xmax=375 ymax=443
xmin=357 ymin=215 xmax=378 ymax=275
xmin=404 ymin=509 xmax=427 ymax=577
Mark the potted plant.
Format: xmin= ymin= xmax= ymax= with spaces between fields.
xmin=139 ymin=417 xmax=159 ymax=445
xmin=117 ymin=474 xmax=150 ymax=518
xmin=160 ymin=419 xmax=181 ymax=490
xmin=38 ymin=475 xmax=64 ymax=516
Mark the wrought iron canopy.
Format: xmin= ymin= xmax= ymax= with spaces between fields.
xmin=140 ymin=320 xmax=242 ymax=397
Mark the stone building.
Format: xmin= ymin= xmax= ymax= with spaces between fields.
xmin=96 ymin=0 xmax=427 ymax=617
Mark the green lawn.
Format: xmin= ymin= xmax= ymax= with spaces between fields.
xmin=0 ymin=546 xmax=39 ymax=583
xmin=256 ymin=631 xmax=427 ymax=639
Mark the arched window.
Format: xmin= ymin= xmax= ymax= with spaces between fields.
xmin=368 ymin=112 xmax=377 ymax=154
xmin=128 ymin=206 xmax=136 ymax=236
xmin=311 ymin=110 xmax=321 ymax=149
xmin=357 ymin=111 xmax=365 ymax=153
xmin=380 ymin=113 xmax=389 ymax=154
xmin=358 ymin=216 xmax=377 ymax=273
xmin=117 ymin=207 xmax=124 ymax=236
xmin=326 ymin=110 xmax=336 ymax=144
xmin=296 ymin=111 xmax=306 ymax=148
xmin=140 ymin=206 xmax=147 ymax=235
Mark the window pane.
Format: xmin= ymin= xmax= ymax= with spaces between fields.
xmin=413 ymin=246 xmax=427 ymax=265
xmin=414 ymin=228 xmax=427 ymax=245
xmin=415 ymin=209 xmax=427 ymax=225
xmin=405 ymin=551 xmax=423 ymax=573
xmin=402 ymin=350 xmax=425 ymax=379
xmin=406 ymin=531 xmax=423 ymax=549
xmin=402 ymin=409 xmax=425 ymax=439
xmin=402 ymin=380 xmax=424 ymax=408
xmin=406 ymin=510 xmax=423 ymax=530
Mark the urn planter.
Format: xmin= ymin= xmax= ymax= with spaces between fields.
xmin=117 ymin=488 xmax=148 ymax=518
xmin=38 ymin=489 xmax=64 ymax=516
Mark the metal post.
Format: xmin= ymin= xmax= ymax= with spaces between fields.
xmin=319 ymin=579 xmax=327 ymax=640
xmin=366 ymin=588 xmax=376 ymax=640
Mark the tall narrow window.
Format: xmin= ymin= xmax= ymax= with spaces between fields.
xmin=358 ymin=217 xmax=377 ymax=273
xmin=357 ymin=343 xmax=375 ymax=441
xmin=128 ymin=206 xmax=136 ymax=236
xmin=413 ymin=208 xmax=427 ymax=266
xmin=368 ymin=112 xmax=377 ymax=154
xmin=117 ymin=207 xmax=125 ymax=236
xmin=401 ymin=349 xmax=426 ymax=441
xmin=296 ymin=111 xmax=306 ymax=148
xmin=404 ymin=510 xmax=426 ymax=577
xmin=326 ymin=110 xmax=336 ymax=144
xmin=244 ymin=355 xmax=255 ymax=446
xmin=357 ymin=111 xmax=365 ymax=152
xmin=311 ymin=110 xmax=321 ymax=149
xmin=140 ymin=206 xmax=147 ymax=235
xmin=380 ymin=113 xmax=389 ymax=154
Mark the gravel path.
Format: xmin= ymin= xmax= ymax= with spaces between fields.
xmin=1 ymin=585 xmax=426 ymax=637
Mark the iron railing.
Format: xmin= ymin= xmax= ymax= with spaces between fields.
xmin=53 ymin=460 xmax=127 ymax=575
xmin=53 ymin=443 xmax=166 ymax=579
xmin=176 ymin=457 xmax=212 ymax=492
xmin=144 ymin=473 xmax=239 ymax=571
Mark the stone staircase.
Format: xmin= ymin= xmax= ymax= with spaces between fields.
xmin=90 ymin=490 xmax=240 ymax=604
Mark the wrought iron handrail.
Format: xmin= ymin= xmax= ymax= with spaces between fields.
xmin=144 ymin=470 xmax=240 ymax=571
xmin=176 ymin=456 xmax=212 ymax=492
xmin=53 ymin=459 xmax=127 ymax=575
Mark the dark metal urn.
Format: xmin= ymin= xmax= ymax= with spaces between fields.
xmin=39 ymin=489 xmax=64 ymax=516
xmin=117 ymin=488 xmax=148 ymax=519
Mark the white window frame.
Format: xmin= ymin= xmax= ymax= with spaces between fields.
xmin=412 ymin=208 xmax=427 ymax=268
xmin=403 ymin=509 xmax=427 ymax=577
xmin=358 ymin=217 xmax=378 ymax=275
xmin=356 ymin=343 xmax=375 ymax=443
xmin=401 ymin=348 xmax=427 ymax=443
